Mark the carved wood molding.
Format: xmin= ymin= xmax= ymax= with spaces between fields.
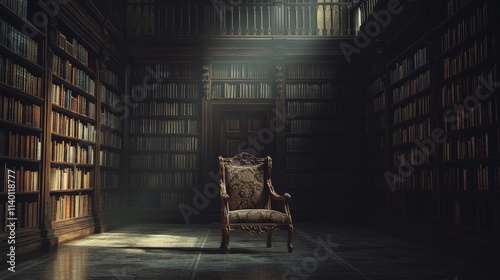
xmin=241 ymin=225 xmax=276 ymax=234
xmin=99 ymin=43 xmax=110 ymax=78
xmin=47 ymin=12 xmax=61 ymax=69
xmin=275 ymin=64 xmax=284 ymax=100
xmin=228 ymin=152 xmax=263 ymax=166
xmin=202 ymin=64 xmax=210 ymax=100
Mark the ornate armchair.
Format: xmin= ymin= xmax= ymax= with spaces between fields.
xmin=218 ymin=152 xmax=293 ymax=253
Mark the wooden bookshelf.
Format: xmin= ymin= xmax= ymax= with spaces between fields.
xmin=434 ymin=0 xmax=500 ymax=237
xmin=0 ymin=0 xmax=45 ymax=261
xmin=358 ymin=0 xmax=500 ymax=255
xmin=99 ymin=67 xmax=125 ymax=221
xmin=283 ymin=61 xmax=359 ymax=221
xmin=128 ymin=62 xmax=202 ymax=219
xmin=48 ymin=29 xmax=97 ymax=227
xmin=211 ymin=62 xmax=274 ymax=99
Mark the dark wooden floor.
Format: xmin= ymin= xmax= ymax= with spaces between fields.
xmin=0 ymin=223 xmax=498 ymax=280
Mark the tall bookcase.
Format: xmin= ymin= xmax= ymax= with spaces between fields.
xmin=434 ymin=0 xmax=499 ymax=237
xmin=362 ymin=48 xmax=388 ymax=222
xmin=128 ymin=62 xmax=202 ymax=221
xmin=359 ymin=0 xmax=500 ymax=250
xmin=48 ymin=28 xmax=97 ymax=239
xmin=0 ymin=0 xmax=45 ymax=241
xmin=99 ymin=66 xmax=125 ymax=229
xmin=386 ymin=39 xmax=434 ymax=225
xmin=283 ymin=61 xmax=359 ymax=220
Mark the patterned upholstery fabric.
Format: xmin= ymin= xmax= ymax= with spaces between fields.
xmin=229 ymin=209 xmax=288 ymax=224
xmin=226 ymin=163 xmax=265 ymax=210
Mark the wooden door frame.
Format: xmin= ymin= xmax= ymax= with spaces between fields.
xmin=207 ymin=101 xmax=277 ymax=178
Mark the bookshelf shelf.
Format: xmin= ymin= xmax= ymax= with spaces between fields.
xmin=0 ymin=83 xmax=44 ymax=103
xmin=52 ymin=76 xmax=97 ymax=101
xmin=50 ymin=189 xmax=95 ymax=194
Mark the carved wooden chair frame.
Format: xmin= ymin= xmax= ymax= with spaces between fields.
xmin=218 ymin=152 xmax=293 ymax=253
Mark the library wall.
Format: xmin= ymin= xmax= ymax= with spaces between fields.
xmin=358 ymin=0 xmax=500 ymax=254
xmin=0 ymin=0 xmax=127 ymax=260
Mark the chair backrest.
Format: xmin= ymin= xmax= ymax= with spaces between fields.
xmin=219 ymin=152 xmax=271 ymax=210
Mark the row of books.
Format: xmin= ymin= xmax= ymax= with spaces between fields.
xmin=211 ymin=82 xmax=273 ymax=98
xmin=444 ymin=0 xmax=477 ymax=19
xmin=52 ymin=55 xmax=96 ymax=96
xmin=100 ymin=170 xmax=120 ymax=189
xmin=391 ymin=70 xmax=430 ymax=104
xmin=56 ymin=32 xmax=90 ymax=66
xmin=100 ymin=192 xmax=123 ymax=213
xmin=0 ymin=130 xmax=42 ymax=160
xmin=130 ymin=172 xmax=200 ymax=189
xmin=441 ymin=198 xmax=462 ymax=225
xmin=49 ymin=167 xmax=93 ymax=191
xmin=99 ymin=150 xmax=121 ymax=168
xmin=288 ymin=119 xmax=346 ymax=134
xmin=392 ymin=193 xmax=431 ymax=218
xmin=392 ymin=145 xmax=432 ymax=166
xmin=52 ymin=84 xmax=96 ymax=119
xmin=392 ymin=94 xmax=431 ymax=124
xmin=286 ymin=101 xmax=355 ymax=116
xmin=367 ymin=77 xmax=384 ymax=98
xmin=212 ymin=63 xmax=271 ymax=79
xmin=286 ymin=63 xmax=338 ymax=79
xmin=51 ymin=111 xmax=97 ymax=141
xmin=130 ymin=82 xmax=198 ymax=99
xmin=103 ymin=69 xmax=120 ymax=89
xmin=0 ymin=20 xmax=38 ymax=63
xmin=442 ymin=199 xmax=500 ymax=230
xmin=99 ymin=130 xmax=122 ymax=149
xmin=160 ymin=192 xmax=193 ymax=209
xmin=286 ymin=136 xmax=351 ymax=151
xmin=0 ymin=201 xmax=38 ymax=231
xmin=130 ymin=153 xmax=199 ymax=169
xmin=101 ymin=85 xmax=121 ymax=107
xmin=51 ymin=140 xmax=95 ymax=164
xmin=285 ymin=172 xmax=349 ymax=188
xmin=285 ymin=153 xmax=346 ymax=168
xmin=0 ymin=55 xmax=43 ymax=97
xmin=442 ymin=133 xmax=490 ymax=161
xmin=0 ymin=0 xmax=28 ymax=19
xmin=443 ymin=98 xmax=498 ymax=132
xmin=439 ymin=2 xmax=489 ymax=53
xmin=130 ymin=136 xmax=199 ymax=151
xmin=285 ymin=83 xmax=350 ymax=99
xmin=392 ymin=118 xmax=431 ymax=145
xmin=131 ymin=63 xmax=195 ymax=79
xmin=389 ymin=47 xmax=427 ymax=85
xmin=474 ymin=200 xmax=500 ymax=230
xmin=441 ymin=165 xmax=494 ymax=191
xmin=442 ymin=35 xmax=493 ymax=79
xmin=366 ymin=94 xmax=385 ymax=115
xmin=0 ymin=95 xmax=41 ymax=128
xmin=101 ymin=108 xmax=122 ymax=130
xmin=439 ymin=66 xmax=500 ymax=107
xmin=1 ymin=165 xmax=39 ymax=192
xmin=49 ymin=194 xmax=92 ymax=222
xmin=133 ymin=101 xmax=200 ymax=116
xmin=366 ymin=115 xmax=384 ymax=133
xmin=130 ymin=119 xmax=200 ymax=134
xmin=391 ymin=168 xmax=434 ymax=191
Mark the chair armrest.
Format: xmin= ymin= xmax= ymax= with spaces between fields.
xmin=268 ymin=180 xmax=291 ymax=202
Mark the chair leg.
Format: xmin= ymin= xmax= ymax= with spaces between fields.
xmin=220 ymin=228 xmax=225 ymax=249
xmin=223 ymin=226 xmax=230 ymax=253
xmin=287 ymin=226 xmax=294 ymax=253
xmin=267 ymin=231 xmax=272 ymax=248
